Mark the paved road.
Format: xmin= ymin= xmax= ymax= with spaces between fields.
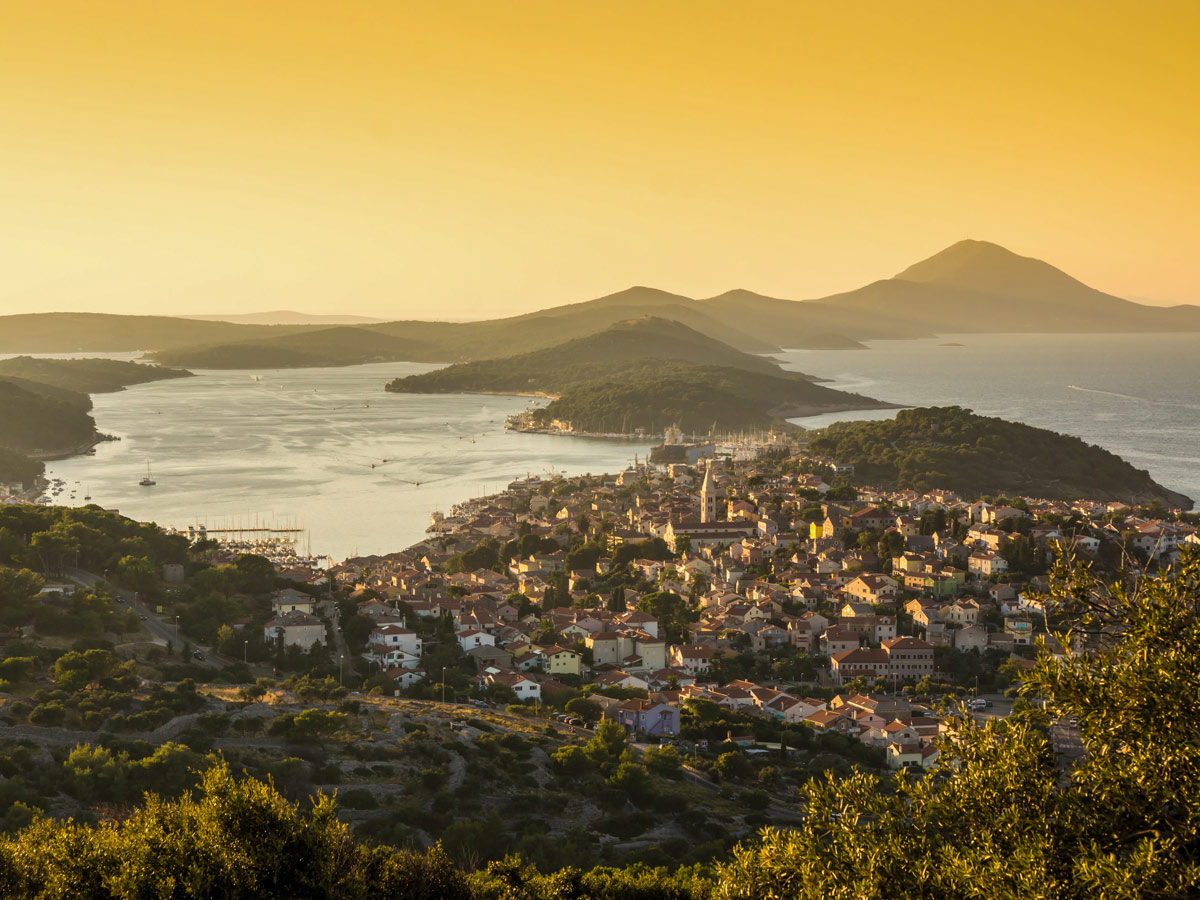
xmin=325 ymin=602 xmax=354 ymax=677
xmin=65 ymin=568 xmax=224 ymax=669
xmin=970 ymin=694 xmax=1015 ymax=724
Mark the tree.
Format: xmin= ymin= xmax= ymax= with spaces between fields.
xmin=584 ymin=720 xmax=628 ymax=769
xmin=52 ymin=648 xmax=124 ymax=691
xmin=714 ymin=549 xmax=1200 ymax=899
xmin=0 ymin=763 xmax=476 ymax=899
xmin=606 ymin=585 xmax=627 ymax=613
xmin=234 ymin=553 xmax=278 ymax=594
xmin=116 ymin=554 xmax=156 ymax=593
xmin=564 ymin=697 xmax=602 ymax=724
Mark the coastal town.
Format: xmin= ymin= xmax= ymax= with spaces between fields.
xmin=234 ymin=428 xmax=1198 ymax=771
xmin=0 ymin=405 xmax=1191 ymax=884
xmin=2 ymin=420 xmax=1198 ymax=879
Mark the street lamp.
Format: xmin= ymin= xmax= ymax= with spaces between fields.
xmin=175 ymin=615 xmax=179 ymax=641
xmin=442 ymin=666 xmax=447 ymax=705
xmin=243 ymin=640 xmax=248 ymax=664
xmin=339 ymin=654 xmax=344 ymax=685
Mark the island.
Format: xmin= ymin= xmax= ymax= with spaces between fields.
xmin=384 ymin=317 xmax=896 ymax=435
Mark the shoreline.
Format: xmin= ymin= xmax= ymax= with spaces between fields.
xmin=31 ymin=432 xmax=116 ymax=462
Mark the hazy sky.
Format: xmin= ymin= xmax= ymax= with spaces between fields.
xmin=2 ymin=1 xmax=1196 ymax=319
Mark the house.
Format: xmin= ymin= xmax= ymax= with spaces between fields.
xmin=272 ymin=588 xmax=316 ymax=616
xmin=592 ymin=670 xmax=650 ymax=692
xmin=1005 ymin=616 xmax=1035 ymax=646
xmin=614 ymin=610 xmax=659 ymax=638
xmin=881 ymin=637 xmax=936 ymax=679
xmin=954 ymin=624 xmax=989 ymax=653
xmin=830 ymin=648 xmax=889 ymax=683
xmin=614 ymin=699 xmax=681 ymax=736
xmin=365 ymin=623 xmax=423 ymax=668
xmin=539 ymin=645 xmax=583 ymax=677
xmin=484 ymin=670 xmax=542 ymax=702
xmin=263 ymin=611 xmax=325 ymax=650
xmin=887 ymin=741 xmax=938 ymax=770
xmin=822 ymin=626 xmax=863 ymax=656
xmin=843 ymin=574 xmax=899 ymax=606
xmin=968 ymin=550 xmax=1008 ymax=577
xmin=466 ymin=644 xmax=514 ymax=671
xmin=805 ymin=708 xmax=860 ymax=737
xmin=670 ymin=644 xmax=714 ymax=675
xmin=382 ymin=667 xmax=426 ymax=690
xmin=762 ymin=693 xmax=825 ymax=724
xmin=587 ymin=632 xmax=624 ymax=666
xmin=457 ymin=628 xmax=496 ymax=652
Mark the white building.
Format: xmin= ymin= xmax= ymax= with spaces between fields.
xmin=264 ymin=611 xmax=325 ymax=651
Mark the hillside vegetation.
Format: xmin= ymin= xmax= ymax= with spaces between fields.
xmin=1 ymin=554 xmax=1197 ymax=899
xmin=807 ymin=406 xmax=1193 ymax=507
xmin=0 ymin=312 xmax=305 ymax=353
xmin=533 ymin=363 xmax=888 ymax=434
xmin=386 ymin=319 xmax=892 ymax=433
xmin=0 ymin=447 xmax=43 ymax=485
xmin=0 ymin=381 xmax=96 ymax=457
xmin=388 ymin=317 xmax=784 ymax=393
xmin=0 ymin=356 xmax=190 ymax=394
xmin=0 ymin=358 xmax=190 ymax=470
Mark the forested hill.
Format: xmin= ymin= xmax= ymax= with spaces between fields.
xmin=0 ymin=312 xmax=304 ymax=353
xmin=0 ymin=358 xmax=190 ymax=469
xmin=387 ymin=317 xmax=787 ymax=395
xmin=0 ymin=356 xmax=191 ymax=394
xmin=152 ymin=325 xmax=443 ymax=369
xmin=807 ymin=406 xmax=1193 ymax=508
xmin=0 ymin=380 xmax=96 ymax=457
xmin=387 ymin=318 xmax=893 ymax=434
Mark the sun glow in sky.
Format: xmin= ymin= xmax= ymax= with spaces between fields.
xmin=1 ymin=1 xmax=1196 ymax=318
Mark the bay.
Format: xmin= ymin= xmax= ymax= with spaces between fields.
xmin=41 ymin=362 xmax=651 ymax=561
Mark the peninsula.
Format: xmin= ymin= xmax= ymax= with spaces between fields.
xmin=0 ymin=358 xmax=191 ymax=487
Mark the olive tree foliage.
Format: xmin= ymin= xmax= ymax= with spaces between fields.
xmin=0 ymin=764 xmax=473 ymax=900
xmin=715 ymin=548 xmax=1200 ymax=900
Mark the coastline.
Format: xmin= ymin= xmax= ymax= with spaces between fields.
xmin=31 ymin=432 xmax=116 ymax=462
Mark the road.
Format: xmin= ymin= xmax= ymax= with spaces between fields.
xmin=324 ymin=600 xmax=354 ymax=680
xmin=64 ymin=567 xmax=224 ymax=669
xmin=969 ymin=694 xmax=1015 ymax=724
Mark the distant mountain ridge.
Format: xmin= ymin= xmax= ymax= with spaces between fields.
xmin=182 ymin=310 xmax=386 ymax=325
xmin=4 ymin=241 xmax=1197 ymax=366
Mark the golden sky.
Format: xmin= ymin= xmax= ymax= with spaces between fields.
xmin=1 ymin=0 xmax=1196 ymax=319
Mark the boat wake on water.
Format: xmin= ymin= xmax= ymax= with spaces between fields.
xmin=1067 ymin=385 xmax=1150 ymax=403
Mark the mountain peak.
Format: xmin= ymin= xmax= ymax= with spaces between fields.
xmin=894 ymin=239 xmax=1101 ymax=302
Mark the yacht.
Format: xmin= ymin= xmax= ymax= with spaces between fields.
xmin=139 ymin=464 xmax=156 ymax=487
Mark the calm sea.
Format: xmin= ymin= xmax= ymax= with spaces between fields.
xmin=780 ymin=333 xmax=1200 ymax=507
xmin=39 ymin=361 xmax=652 ymax=561
xmin=29 ymin=332 xmax=1200 ymax=558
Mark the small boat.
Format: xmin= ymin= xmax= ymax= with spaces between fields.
xmin=139 ymin=463 xmax=156 ymax=487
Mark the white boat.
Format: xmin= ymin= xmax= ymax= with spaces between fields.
xmin=139 ymin=463 xmax=156 ymax=487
